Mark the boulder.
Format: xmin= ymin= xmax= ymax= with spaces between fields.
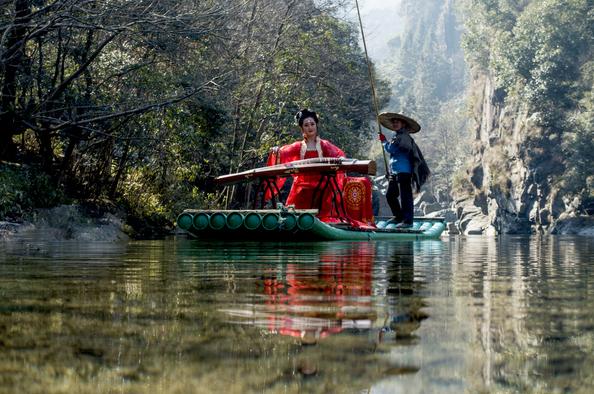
xmin=497 ymin=214 xmax=533 ymax=234
xmin=446 ymin=222 xmax=460 ymax=235
xmin=484 ymin=225 xmax=498 ymax=236
xmin=0 ymin=221 xmax=24 ymax=239
xmin=551 ymin=191 xmax=565 ymax=217
xmin=464 ymin=223 xmax=484 ymax=235
xmin=473 ymin=192 xmax=488 ymax=214
xmin=425 ymin=209 xmax=457 ymax=223
xmin=550 ymin=216 xmax=594 ymax=236
xmin=17 ymin=205 xmax=129 ymax=241
xmin=372 ymin=175 xmax=389 ymax=194
xmin=528 ymin=201 xmax=539 ymax=223
xmin=458 ymin=204 xmax=483 ymax=220
xmin=422 ymin=202 xmax=443 ymax=215
xmin=464 ymin=216 xmax=491 ymax=235
xmin=414 ymin=190 xmax=437 ymax=206
xmin=456 ymin=205 xmax=464 ymax=219
xmin=458 ymin=216 xmax=473 ymax=233
xmin=538 ymin=208 xmax=550 ymax=225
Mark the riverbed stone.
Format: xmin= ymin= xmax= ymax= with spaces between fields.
xmin=464 ymin=216 xmax=491 ymax=235
xmin=426 ymin=209 xmax=457 ymax=223
xmin=446 ymin=222 xmax=459 ymax=234
xmin=422 ymin=202 xmax=443 ymax=215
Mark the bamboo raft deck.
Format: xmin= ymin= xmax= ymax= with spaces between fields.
xmin=177 ymin=208 xmax=445 ymax=241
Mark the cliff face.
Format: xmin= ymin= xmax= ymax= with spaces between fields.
xmin=452 ymin=0 xmax=594 ymax=235
xmin=455 ymin=73 xmax=590 ymax=235
xmin=378 ymin=0 xmax=593 ymax=235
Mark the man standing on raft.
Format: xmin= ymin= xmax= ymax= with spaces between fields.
xmin=378 ymin=112 xmax=430 ymax=229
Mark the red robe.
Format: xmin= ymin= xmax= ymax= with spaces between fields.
xmin=267 ymin=138 xmax=346 ymax=220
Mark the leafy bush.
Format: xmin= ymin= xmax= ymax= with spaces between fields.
xmin=0 ymin=164 xmax=65 ymax=220
xmin=564 ymin=112 xmax=594 ymax=197
xmin=451 ymin=168 xmax=474 ymax=197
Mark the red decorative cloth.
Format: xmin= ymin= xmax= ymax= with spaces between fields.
xmin=342 ymin=177 xmax=375 ymax=227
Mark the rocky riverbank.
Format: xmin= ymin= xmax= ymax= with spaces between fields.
xmin=375 ymin=174 xmax=594 ymax=236
xmin=1 ymin=205 xmax=130 ymax=242
xmin=4 ymin=195 xmax=592 ymax=241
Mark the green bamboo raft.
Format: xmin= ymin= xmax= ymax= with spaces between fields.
xmin=176 ymin=208 xmax=446 ymax=241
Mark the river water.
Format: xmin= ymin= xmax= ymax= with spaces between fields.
xmin=1 ymin=235 xmax=593 ymax=393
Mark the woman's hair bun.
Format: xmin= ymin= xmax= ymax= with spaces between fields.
xmin=295 ymin=109 xmax=318 ymax=126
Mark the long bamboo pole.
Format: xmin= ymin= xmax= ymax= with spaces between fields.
xmin=354 ymin=0 xmax=390 ymax=176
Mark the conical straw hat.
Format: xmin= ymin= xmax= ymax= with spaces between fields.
xmin=378 ymin=112 xmax=421 ymax=133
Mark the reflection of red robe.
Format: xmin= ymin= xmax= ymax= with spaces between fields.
xmin=267 ymin=137 xmax=346 ymax=220
xmin=262 ymin=243 xmax=375 ymax=339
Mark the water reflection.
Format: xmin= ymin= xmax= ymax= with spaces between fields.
xmin=1 ymin=236 xmax=593 ymax=393
xmin=221 ymin=242 xmax=376 ymax=341
xmin=213 ymin=241 xmax=427 ymax=387
xmin=444 ymin=236 xmax=594 ymax=393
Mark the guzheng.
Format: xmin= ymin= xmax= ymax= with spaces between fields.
xmin=215 ymin=158 xmax=376 ymax=185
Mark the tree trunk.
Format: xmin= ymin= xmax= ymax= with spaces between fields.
xmin=0 ymin=0 xmax=31 ymax=161
xmin=109 ymin=140 xmax=130 ymax=199
xmin=37 ymin=129 xmax=53 ymax=173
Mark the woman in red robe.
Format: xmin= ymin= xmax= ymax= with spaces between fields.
xmin=267 ymin=109 xmax=345 ymax=221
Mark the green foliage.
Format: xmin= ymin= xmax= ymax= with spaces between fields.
xmin=462 ymin=0 xmax=593 ymax=122
xmin=0 ymin=0 xmax=387 ymax=223
xmin=460 ymin=0 xmax=594 ymax=200
xmin=0 ymin=164 xmax=65 ymax=219
xmin=564 ymin=60 xmax=594 ymax=196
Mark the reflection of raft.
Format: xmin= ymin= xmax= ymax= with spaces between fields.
xmin=177 ymin=208 xmax=445 ymax=241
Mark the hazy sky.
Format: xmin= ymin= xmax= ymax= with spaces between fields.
xmin=348 ymin=0 xmax=404 ymax=61
xmin=358 ymin=0 xmax=399 ymax=9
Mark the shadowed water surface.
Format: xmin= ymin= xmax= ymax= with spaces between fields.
xmin=0 ymin=236 xmax=593 ymax=393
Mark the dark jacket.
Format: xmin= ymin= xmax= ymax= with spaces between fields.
xmin=411 ymin=139 xmax=430 ymax=192
xmin=388 ymin=130 xmax=430 ymax=192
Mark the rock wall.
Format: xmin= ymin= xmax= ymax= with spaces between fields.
xmin=453 ymin=73 xmax=591 ymax=235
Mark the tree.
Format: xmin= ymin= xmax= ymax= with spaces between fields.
xmin=1 ymin=0 xmax=389 ymax=221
